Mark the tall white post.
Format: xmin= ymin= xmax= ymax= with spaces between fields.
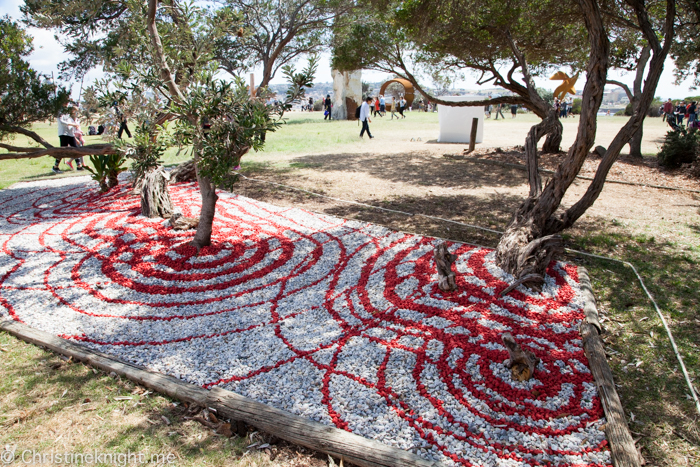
xmin=331 ymin=70 xmax=362 ymax=120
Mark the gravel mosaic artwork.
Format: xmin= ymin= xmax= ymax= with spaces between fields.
xmin=0 ymin=177 xmax=611 ymax=466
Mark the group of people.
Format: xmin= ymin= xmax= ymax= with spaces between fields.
xmin=555 ymin=97 xmax=574 ymax=118
xmin=52 ymin=104 xmax=86 ymax=174
xmin=357 ymin=94 xmax=412 ymax=139
xmin=662 ymin=98 xmax=698 ymax=129
xmin=484 ymin=100 xmax=520 ymax=119
xmin=372 ymin=95 xmax=408 ymax=119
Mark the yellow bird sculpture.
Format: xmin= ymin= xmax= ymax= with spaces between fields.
xmin=550 ymin=71 xmax=579 ymax=100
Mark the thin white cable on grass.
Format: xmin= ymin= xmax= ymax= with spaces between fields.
xmin=239 ymin=174 xmax=700 ymax=415
xmin=566 ymin=248 xmax=700 ymax=416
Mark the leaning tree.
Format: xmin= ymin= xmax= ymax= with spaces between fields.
xmin=0 ymin=16 xmax=113 ymax=162
xmin=334 ymin=0 xmax=679 ymax=287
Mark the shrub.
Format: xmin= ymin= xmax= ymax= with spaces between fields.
xmin=657 ymin=127 xmax=700 ymax=168
xmin=313 ymin=99 xmax=324 ymax=111
xmin=85 ymin=154 xmax=129 ymax=192
xmin=571 ymin=98 xmax=582 ymax=114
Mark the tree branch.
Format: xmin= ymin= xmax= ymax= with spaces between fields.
xmin=607 ymin=79 xmax=633 ymax=101
xmin=0 ymin=144 xmax=114 ymax=161
xmin=0 ymin=126 xmax=54 ymax=148
xmin=147 ymin=0 xmax=186 ymax=104
xmin=0 ymin=143 xmax=40 ymax=153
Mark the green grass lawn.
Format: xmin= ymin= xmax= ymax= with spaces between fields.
xmin=1 ymin=113 xmax=444 ymax=189
xmin=2 ymin=111 xmax=670 ymax=189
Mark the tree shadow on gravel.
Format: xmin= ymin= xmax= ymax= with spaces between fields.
xmin=233 ymin=177 xmax=521 ymax=247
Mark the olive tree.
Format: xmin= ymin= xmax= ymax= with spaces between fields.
xmin=143 ymin=0 xmax=316 ymax=249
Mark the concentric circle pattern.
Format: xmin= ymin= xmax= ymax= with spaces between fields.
xmin=0 ymin=177 xmax=611 ymax=466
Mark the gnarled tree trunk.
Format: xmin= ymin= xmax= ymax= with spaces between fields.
xmin=191 ymin=171 xmax=218 ymax=251
xmin=495 ymin=0 xmax=674 ymax=286
xmin=495 ymin=0 xmax=610 ymax=285
xmin=141 ymin=167 xmax=174 ymax=218
xmin=542 ymin=120 xmax=563 ymax=153
xmin=171 ymin=159 xmax=197 ymax=182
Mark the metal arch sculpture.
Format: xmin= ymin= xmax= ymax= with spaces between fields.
xmin=379 ymin=78 xmax=415 ymax=107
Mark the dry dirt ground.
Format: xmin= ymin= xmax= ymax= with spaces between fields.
xmin=235 ymin=147 xmax=699 ymax=253
xmin=241 ymin=112 xmax=697 ymax=249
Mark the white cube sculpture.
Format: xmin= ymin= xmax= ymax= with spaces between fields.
xmin=437 ymin=95 xmax=484 ymax=144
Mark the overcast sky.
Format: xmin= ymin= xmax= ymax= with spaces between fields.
xmin=2 ymin=0 xmax=697 ymax=99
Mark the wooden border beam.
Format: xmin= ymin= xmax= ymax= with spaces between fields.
xmin=577 ymin=267 xmax=642 ymax=467
xmin=0 ymin=319 xmax=437 ymax=467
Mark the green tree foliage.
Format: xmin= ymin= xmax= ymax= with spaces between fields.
xmin=670 ymin=1 xmax=700 ymax=89
xmin=215 ymin=0 xmax=347 ymax=88
xmin=332 ymin=0 xmax=587 ymax=117
xmin=22 ymin=0 xmax=341 ymax=90
xmin=0 ymin=16 xmax=70 ymax=144
xmin=22 ymin=0 xmax=244 ymax=82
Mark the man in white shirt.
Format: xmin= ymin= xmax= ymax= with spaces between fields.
xmin=359 ymin=97 xmax=374 ymax=139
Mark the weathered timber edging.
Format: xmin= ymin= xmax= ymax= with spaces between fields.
xmin=0 ymin=319 xmax=438 ymax=467
xmin=442 ymin=154 xmax=700 ymax=194
xmin=577 ymin=267 xmax=642 ymax=467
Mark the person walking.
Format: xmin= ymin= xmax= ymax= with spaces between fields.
xmin=688 ymin=101 xmax=697 ymax=127
xmin=390 ymin=97 xmax=398 ymax=120
xmin=494 ymin=103 xmax=505 ymax=120
xmin=373 ymin=96 xmax=381 ymax=117
xmin=511 ymin=104 xmax=518 ymax=118
xmin=379 ymin=95 xmax=386 ymax=115
xmin=663 ymin=98 xmax=673 ymax=122
xmin=399 ymin=96 xmax=407 ymax=118
xmin=112 ymin=101 xmax=132 ymax=138
xmin=676 ymin=101 xmax=685 ymax=126
xmin=324 ymin=94 xmax=332 ymax=120
xmin=359 ymin=97 xmax=374 ymax=139
xmin=53 ymin=106 xmax=83 ymax=173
